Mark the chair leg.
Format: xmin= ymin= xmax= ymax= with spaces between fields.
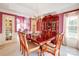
xmin=54 ymin=49 xmax=60 ymax=56
xmin=23 ymin=48 xmax=25 ymax=56
xmin=27 ymin=52 xmax=29 ymax=56
xmin=41 ymin=45 xmax=47 ymax=56
xmin=22 ymin=47 xmax=24 ymax=55
xmin=20 ymin=46 xmax=22 ymax=52
xmin=20 ymin=46 xmax=21 ymax=51
xmin=38 ymin=49 xmax=41 ymax=56
xmin=40 ymin=46 xmax=44 ymax=56
xmin=41 ymin=48 xmax=44 ymax=56
xmin=41 ymin=50 xmax=44 ymax=56
xmin=58 ymin=51 xmax=60 ymax=56
xmin=20 ymin=45 xmax=21 ymax=51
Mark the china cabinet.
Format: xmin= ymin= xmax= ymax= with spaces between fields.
xmin=42 ymin=15 xmax=59 ymax=44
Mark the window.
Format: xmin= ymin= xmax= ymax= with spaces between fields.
xmin=66 ymin=16 xmax=78 ymax=39
xmin=16 ymin=16 xmax=30 ymax=32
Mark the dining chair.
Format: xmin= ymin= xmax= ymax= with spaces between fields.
xmin=41 ymin=33 xmax=63 ymax=56
xmin=18 ymin=31 xmax=40 ymax=56
xmin=18 ymin=31 xmax=25 ymax=55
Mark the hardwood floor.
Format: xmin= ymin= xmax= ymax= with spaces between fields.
xmin=0 ymin=41 xmax=21 ymax=56
xmin=0 ymin=40 xmax=79 ymax=56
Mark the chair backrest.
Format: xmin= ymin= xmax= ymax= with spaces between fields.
xmin=55 ymin=33 xmax=63 ymax=49
xmin=18 ymin=32 xmax=28 ymax=50
xmin=53 ymin=33 xmax=63 ymax=56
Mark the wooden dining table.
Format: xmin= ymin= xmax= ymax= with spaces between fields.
xmin=26 ymin=32 xmax=55 ymax=45
xmin=31 ymin=34 xmax=55 ymax=53
xmin=26 ymin=32 xmax=55 ymax=55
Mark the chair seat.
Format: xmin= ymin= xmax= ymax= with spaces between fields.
xmin=27 ymin=41 xmax=40 ymax=52
xmin=46 ymin=43 xmax=56 ymax=48
xmin=42 ymin=45 xmax=55 ymax=55
xmin=43 ymin=45 xmax=54 ymax=51
xmin=42 ymin=33 xmax=63 ymax=56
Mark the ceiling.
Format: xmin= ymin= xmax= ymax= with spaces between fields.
xmin=0 ymin=3 xmax=79 ymax=17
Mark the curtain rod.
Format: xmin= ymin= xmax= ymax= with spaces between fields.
xmin=62 ymin=8 xmax=79 ymax=14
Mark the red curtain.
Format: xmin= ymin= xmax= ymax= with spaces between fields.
xmin=0 ymin=12 xmax=26 ymax=33
xmin=15 ymin=16 xmax=25 ymax=32
xmin=0 ymin=13 xmax=2 ymax=33
xmin=58 ymin=14 xmax=64 ymax=33
xmin=29 ymin=18 xmax=31 ymax=31
xmin=37 ymin=19 xmax=42 ymax=31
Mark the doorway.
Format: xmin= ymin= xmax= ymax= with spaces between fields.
xmin=5 ymin=18 xmax=12 ymax=40
xmin=2 ymin=14 xmax=15 ymax=41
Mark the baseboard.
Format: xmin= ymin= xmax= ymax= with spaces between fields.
xmin=0 ymin=40 xmax=16 ymax=46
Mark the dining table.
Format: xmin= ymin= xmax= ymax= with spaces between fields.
xmin=26 ymin=31 xmax=55 ymax=44
xmin=26 ymin=32 xmax=55 ymax=55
